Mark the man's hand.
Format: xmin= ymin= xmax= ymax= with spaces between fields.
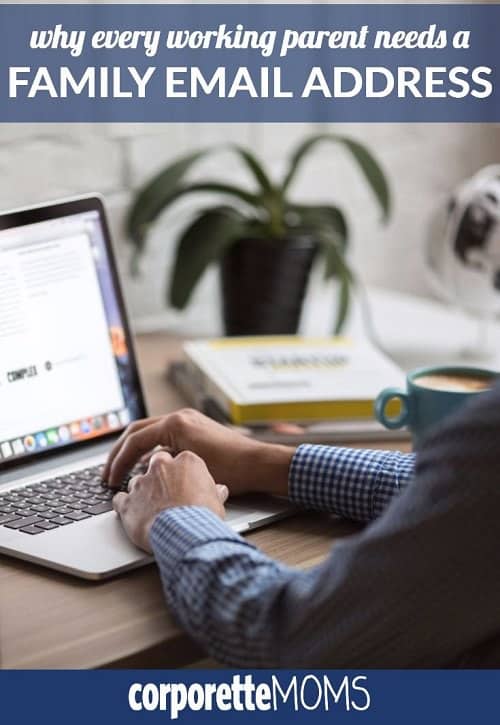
xmin=104 ymin=408 xmax=294 ymax=498
xmin=113 ymin=449 xmax=229 ymax=553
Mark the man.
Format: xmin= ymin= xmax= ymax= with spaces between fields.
xmin=104 ymin=388 xmax=500 ymax=667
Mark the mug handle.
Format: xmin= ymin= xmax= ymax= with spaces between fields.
xmin=374 ymin=387 xmax=410 ymax=430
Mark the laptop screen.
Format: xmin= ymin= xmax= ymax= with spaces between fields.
xmin=0 ymin=201 xmax=144 ymax=468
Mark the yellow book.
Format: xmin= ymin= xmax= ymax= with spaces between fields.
xmin=183 ymin=336 xmax=404 ymax=425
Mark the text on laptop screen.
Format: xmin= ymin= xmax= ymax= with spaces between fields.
xmin=0 ymin=209 xmax=142 ymax=465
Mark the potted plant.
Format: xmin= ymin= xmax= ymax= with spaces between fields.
xmin=127 ymin=134 xmax=390 ymax=335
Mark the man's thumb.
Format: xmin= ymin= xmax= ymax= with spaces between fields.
xmin=216 ymin=484 xmax=229 ymax=504
xmin=112 ymin=491 xmax=128 ymax=515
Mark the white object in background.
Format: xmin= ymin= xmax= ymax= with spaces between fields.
xmin=425 ymin=165 xmax=500 ymax=357
xmin=346 ymin=285 xmax=500 ymax=373
xmin=301 ymin=275 xmax=500 ymax=372
xmin=426 ymin=165 xmax=500 ymax=314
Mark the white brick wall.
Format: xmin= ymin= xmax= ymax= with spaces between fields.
xmin=0 ymin=121 xmax=498 ymax=335
xmin=1 ymin=1 xmax=499 ymax=335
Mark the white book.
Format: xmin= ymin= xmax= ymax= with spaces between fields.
xmin=183 ymin=336 xmax=405 ymax=425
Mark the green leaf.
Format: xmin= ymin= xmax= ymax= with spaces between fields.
xmin=127 ymin=149 xmax=209 ymax=252
xmin=315 ymin=230 xmax=353 ymax=333
xmin=289 ymin=204 xmax=348 ymax=253
xmin=281 ymin=133 xmax=390 ymax=220
xmin=319 ymin=233 xmax=353 ymax=281
xmin=333 ymin=272 xmax=351 ymax=335
xmin=339 ymin=137 xmax=391 ymax=220
xmin=169 ymin=181 xmax=261 ymax=208
xmin=128 ymin=177 xmax=261 ymax=270
xmin=169 ymin=207 xmax=249 ymax=309
xmin=229 ymin=145 xmax=274 ymax=194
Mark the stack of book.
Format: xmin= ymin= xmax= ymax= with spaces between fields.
xmin=168 ymin=336 xmax=410 ymax=445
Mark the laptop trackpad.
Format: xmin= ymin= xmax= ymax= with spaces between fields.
xmin=0 ymin=512 xmax=152 ymax=580
xmin=226 ymin=494 xmax=295 ymax=532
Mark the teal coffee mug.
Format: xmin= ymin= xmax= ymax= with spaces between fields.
xmin=375 ymin=365 xmax=498 ymax=445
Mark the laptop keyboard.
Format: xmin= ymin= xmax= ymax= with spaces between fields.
xmin=0 ymin=463 xmax=143 ymax=535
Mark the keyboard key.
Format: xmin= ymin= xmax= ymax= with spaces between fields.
xmin=68 ymin=485 xmax=88 ymax=494
xmin=45 ymin=500 xmax=64 ymax=509
xmin=37 ymin=511 xmax=58 ymax=520
xmin=0 ymin=513 xmax=20 ymax=525
xmin=13 ymin=500 xmax=31 ymax=509
xmin=15 ymin=509 xmax=36 ymax=517
xmin=4 ymin=494 xmax=21 ymax=503
xmin=66 ymin=511 xmax=91 ymax=522
xmin=59 ymin=495 xmax=78 ymax=504
xmin=39 ymin=492 xmax=59 ymax=501
xmin=51 ymin=516 xmax=73 ymax=526
xmin=53 ymin=507 xmax=74 ymax=515
xmin=83 ymin=501 xmax=114 ymax=515
xmin=49 ymin=480 xmax=67 ymax=490
xmin=45 ymin=478 xmax=64 ymax=491
xmin=0 ymin=504 xmax=17 ymax=514
xmin=95 ymin=490 xmax=114 ymax=500
xmin=67 ymin=502 xmax=85 ymax=511
xmin=19 ymin=525 xmax=45 ymax=535
xmin=31 ymin=504 xmax=50 ymax=513
xmin=35 ymin=521 xmax=59 ymax=531
xmin=75 ymin=490 xmax=93 ymax=499
xmin=8 ymin=505 xmax=24 ymax=513
xmin=5 ymin=515 xmax=42 ymax=529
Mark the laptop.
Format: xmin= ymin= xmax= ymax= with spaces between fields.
xmin=0 ymin=195 xmax=293 ymax=579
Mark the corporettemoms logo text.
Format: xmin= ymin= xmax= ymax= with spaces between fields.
xmin=128 ymin=673 xmax=371 ymax=720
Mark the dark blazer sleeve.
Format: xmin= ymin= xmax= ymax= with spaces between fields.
xmin=273 ymin=385 xmax=500 ymax=666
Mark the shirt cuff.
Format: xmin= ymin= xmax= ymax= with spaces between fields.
xmin=150 ymin=506 xmax=252 ymax=584
xmin=288 ymin=443 xmax=415 ymax=521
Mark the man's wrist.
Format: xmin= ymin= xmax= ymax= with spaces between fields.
xmin=247 ymin=443 xmax=296 ymax=497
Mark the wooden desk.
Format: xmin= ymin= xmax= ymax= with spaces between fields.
xmin=0 ymin=333 xmax=410 ymax=669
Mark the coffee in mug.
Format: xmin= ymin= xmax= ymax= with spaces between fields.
xmin=375 ymin=365 xmax=498 ymax=445
xmin=413 ymin=373 xmax=494 ymax=393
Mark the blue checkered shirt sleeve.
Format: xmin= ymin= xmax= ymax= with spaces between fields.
xmin=150 ymin=445 xmax=415 ymax=665
xmin=289 ymin=444 xmax=416 ymax=521
xmin=150 ymin=506 xmax=291 ymax=665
